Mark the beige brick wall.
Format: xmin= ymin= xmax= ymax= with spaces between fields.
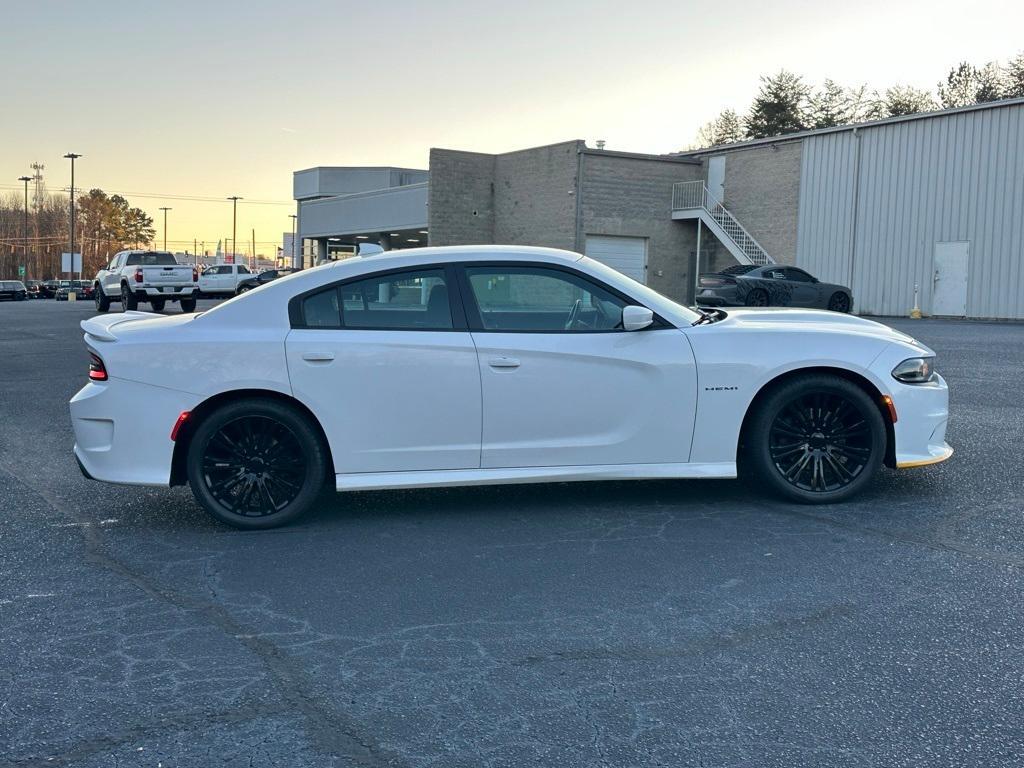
xmin=492 ymin=141 xmax=580 ymax=250
xmin=716 ymin=141 xmax=802 ymax=265
xmin=580 ymin=153 xmax=703 ymax=302
xmin=427 ymin=149 xmax=495 ymax=245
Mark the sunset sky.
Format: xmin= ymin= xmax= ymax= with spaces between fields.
xmin=3 ymin=0 xmax=1022 ymax=257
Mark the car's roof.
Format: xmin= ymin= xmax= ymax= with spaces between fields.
xmin=338 ymin=244 xmax=584 ymax=268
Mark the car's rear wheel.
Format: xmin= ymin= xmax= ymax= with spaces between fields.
xmin=95 ymin=286 xmax=110 ymax=312
xmin=180 ymin=297 xmax=197 ymax=313
xmin=745 ymin=289 xmax=769 ymax=307
xmin=828 ymin=292 xmax=851 ymax=313
xmin=186 ymin=398 xmax=328 ymax=529
xmin=743 ymin=374 xmax=885 ymax=503
xmin=150 ymin=298 xmax=166 ymax=312
xmin=121 ymin=284 xmax=138 ymax=311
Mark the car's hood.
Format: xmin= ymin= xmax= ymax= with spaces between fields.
xmin=710 ymin=307 xmax=933 ymax=353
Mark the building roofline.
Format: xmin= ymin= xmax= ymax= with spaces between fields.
xmin=677 ymin=96 xmax=1024 ymax=157
xmin=581 ymin=147 xmax=702 ymax=164
xmin=293 ymin=165 xmax=428 ymax=175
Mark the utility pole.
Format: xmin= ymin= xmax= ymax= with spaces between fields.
xmin=18 ymin=176 xmax=31 ymax=279
xmin=63 ymin=153 xmax=82 ymax=279
xmin=251 ymin=228 xmax=256 ymax=270
xmin=159 ymin=207 xmax=172 ymax=251
xmin=227 ymin=196 xmax=242 ymax=266
xmin=289 ymin=213 xmax=298 ymax=269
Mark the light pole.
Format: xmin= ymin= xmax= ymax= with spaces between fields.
xmin=159 ymin=207 xmax=172 ymax=251
xmin=289 ymin=213 xmax=298 ymax=269
xmin=18 ymin=176 xmax=31 ymax=278
xmin=64 ymin=153 xmax=82 ymax=279
xmin=227 ymin=196 xmax=242 ymax=264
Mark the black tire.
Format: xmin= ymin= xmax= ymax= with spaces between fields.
xmin=237 ymin=285 xmax=251 ymax=294
xmin=121 ymin=284 xmax=138 ymax=311
xmin=186 ymin=398 xmax=328 ymax=529
xmin=150 ymin=298 xmax=166 ymax=312
xmin=745 ymin=289 xmax=769 ymax=307
xmin=180 ymin=297 xmax=197 ymax=313
xmin=95 ymin=286 xmax=111 ymax=312
xmin=828 ymin=292 xmax=851 ymax=313
xmin=742 ymin=374 xmax=886 ymax=504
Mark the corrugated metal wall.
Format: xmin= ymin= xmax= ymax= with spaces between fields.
xmin=796 ymin=102 xmax=1024 ymax=318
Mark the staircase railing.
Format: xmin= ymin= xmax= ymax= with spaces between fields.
xmin=671 ymin=180 xmax=774 ymax=266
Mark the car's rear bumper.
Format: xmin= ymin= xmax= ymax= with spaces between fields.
xmin=70 ymin=378 xmax=199 ymax=486
xmin=138 ymin=286 xmax=197 ymax=298
xmin=696 ymin=288 xmax=742 ymax=307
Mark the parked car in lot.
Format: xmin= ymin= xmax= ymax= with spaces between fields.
xmin=39 ymin=280 xmax=59 ymax=298
xmin=24 ymin=280 xmax=43 ymax=298
xmin=56 ymin=280 xmax=94 ymax=301
xmin=71 ymin=245 xmax=951 ymax=530
xmin=0 ymin=280 xmax=28 ymax=301
xmin=697 ymin=265 xmax=854 ymax=312
xmin=198 ymin=263 xmax=254 ymax=297
xmin=53 ymin=280 xmax=73 ymax=300
xmin=235 ymin=267 xmax=299 ymax=293
xmin=92 ymin=250 xmax=199 ymax=313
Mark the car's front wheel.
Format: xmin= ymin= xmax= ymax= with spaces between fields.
xmin=743 ymin=374 xmax=886 ymax=503
xmin=186 ymin=398 xmax=328 ymax=529
xmin=828 ymin=292 xmax=851 ymax=313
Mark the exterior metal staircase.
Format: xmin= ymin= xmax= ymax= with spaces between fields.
xmin=671 ymin=180 xmax=775 ymax=266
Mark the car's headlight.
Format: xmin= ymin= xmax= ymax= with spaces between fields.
xmin=892 ymin=357 xmax=936 ymax=383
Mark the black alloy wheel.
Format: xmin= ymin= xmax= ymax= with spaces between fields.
xmin=828 ymin=292 xmax=851 ymax=313
xmin=745 ymin=289 xmax=769 ymax=307
xmin=187 ymin=399 xmax=327 ymax=529
xmin=744 ymin=374 xmax=885 ymax=503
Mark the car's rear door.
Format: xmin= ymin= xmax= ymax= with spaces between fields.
xmin=285 ymin=264 xmax=482 ymax=474
xmin=458 ymin=263 xmax=698 ymax=469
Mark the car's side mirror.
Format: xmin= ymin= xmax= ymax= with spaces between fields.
xmin=622 ymin=305 xmax=654 ymax=331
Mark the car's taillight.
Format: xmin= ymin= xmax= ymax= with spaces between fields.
xmin=134 ymin=267 xmax=144 ymax=283
xmin=192 ymin=267 xmax=198 ymax=282
xmin=88 ymin=353 xmax=108 ymax=382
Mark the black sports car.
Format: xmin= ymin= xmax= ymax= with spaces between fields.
xmin=697 ymin=265 xmax=853 ymax=313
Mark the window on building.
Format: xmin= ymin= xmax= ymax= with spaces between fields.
xmin=465 ymin=266 xmax=626 ymax=332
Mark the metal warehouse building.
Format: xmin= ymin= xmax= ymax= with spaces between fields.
xmin=295 ymin=97 xmax=1024 ymax=319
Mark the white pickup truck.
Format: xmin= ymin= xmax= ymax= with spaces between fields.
xmin=93 ymin=250 xmax=199 ymax=313
xmin=197 ymin=263 xmax=254 ymax=297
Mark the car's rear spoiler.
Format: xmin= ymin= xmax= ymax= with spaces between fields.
xmin=81 ymin=311 xmax=161 ymax=342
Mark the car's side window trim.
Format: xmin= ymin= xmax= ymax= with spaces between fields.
xmin=288 ymin=263 xmax=469 ymax=331
xmin=454 ymin=261 xmax=673 ymax=333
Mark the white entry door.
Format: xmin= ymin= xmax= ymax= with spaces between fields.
xmin=585 ymin=235 xmax=647 ymax=284
xmin=933 ymin=241 xmax=969 ymax=316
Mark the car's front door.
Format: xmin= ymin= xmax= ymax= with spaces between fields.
xmin=783 ymin=268 xmax=821 ymax=307
xmin=285 ymin=265 xmax=482 ymax=474
xmin=459 ymin=264 xmax=698 ymax=469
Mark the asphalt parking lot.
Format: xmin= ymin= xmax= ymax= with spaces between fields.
xmin=1 ymin=299 xmax=1022 ymax=768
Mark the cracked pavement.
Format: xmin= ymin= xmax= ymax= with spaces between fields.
xmin=1 ymin=300 xmax=1022 ymax=767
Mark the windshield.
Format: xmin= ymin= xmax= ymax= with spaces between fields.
xmin=125 ymin=252 xmax=178 ymax=266
xmin=576 ymin=257 xmax=701 ymax=325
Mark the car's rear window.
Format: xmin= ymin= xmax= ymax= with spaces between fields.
xmin=125 ymin=252 xmax=178 ymax=266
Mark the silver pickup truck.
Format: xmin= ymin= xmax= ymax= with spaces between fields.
xmin=93 ymin=250 xmax=199 ymax=313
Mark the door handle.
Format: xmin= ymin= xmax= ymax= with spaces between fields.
xmin=488 ymin=357 xmax=520 ymax=369
xmin=302 ymin=352 xmax=335 ymax=362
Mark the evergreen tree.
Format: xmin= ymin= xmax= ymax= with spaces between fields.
xmin=745 ymin=70 xmax=810 ymax=139
xmin=695 ymin=109 xmax=744 ymax=147
xmin=1006 ymin=52 xmax=1024 ymax=98
xmin=975 ymin=61 xmax=1005 ymax=102
xmin=938 ymin=62 xmax=982 ymax=108
xmin=883 ymin=86 xmax=936 ymax=116
xmin=808 ymin=79 xmax=850 ymax=128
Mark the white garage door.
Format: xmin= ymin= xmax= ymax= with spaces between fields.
xmin=585 ymin=235 xmax=647 ymax=284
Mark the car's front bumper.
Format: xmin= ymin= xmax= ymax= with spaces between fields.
xmin=71 ymin=378 xmax=199 ymax=486
xmin=890 ymin=374 xmax=952 ymax=469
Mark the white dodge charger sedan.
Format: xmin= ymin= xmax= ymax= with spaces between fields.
xmin=71 ymin=246 xmax=952 ymax=529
